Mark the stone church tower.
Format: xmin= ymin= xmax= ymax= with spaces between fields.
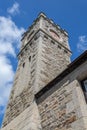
xmin=1 ymin=13 xmax=87 ymax=130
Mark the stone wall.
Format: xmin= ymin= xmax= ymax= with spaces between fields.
xmin=34 ymin=30 xmax=71 ymax=93
xmin=21 ymin=17 xmax=40 ymax=49
xmin=36 ymin=61 xmax=87 ymax=130
xmin=37 ymin=81 xmax=77 ymax=130
xmin=2 ymin=33 xmax=40 ymax=127
xmin=40 ymin=16 xmax=70 ymax=49
xmin=1 ymin=102 xmax=42 ymax=130
xmin=1 ymin=60 xmax=87 ymax=130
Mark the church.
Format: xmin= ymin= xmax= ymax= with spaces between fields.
xmin=1 ymin=12 xmax=87 ymax=130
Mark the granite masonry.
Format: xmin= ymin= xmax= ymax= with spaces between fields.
xmin=1 ymin=13 xmax=87 ymax=130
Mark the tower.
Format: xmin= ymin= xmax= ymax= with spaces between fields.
xmin=1 ymin=13 xmax=71 ymax=130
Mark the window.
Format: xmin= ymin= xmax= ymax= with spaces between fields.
xmin=29 ymin=56 xmax=31 ymax=62
xmin=44 ymin=35 xmax=48 ymax=39
xmin=30 ymin=42 xmax=32 ymax=46
xmin=23 ymin=63 xmax=25 ymax=68
xmin=58 ymin=45 xmax=61 ymax=49
xmin=21 ymin=52 xmax=24 ymax=57
xmin=34 ymin=36 xmax=38 ymax=41
xmin=51 ymin=40 xmax=55 ymax=44
xmin=25 ymin=48 xmax=27 ymax=51
xmin=81 ymin=79 xmax=87 ymax=103
xmin=64 ymin=49 xmax=68 ymax=54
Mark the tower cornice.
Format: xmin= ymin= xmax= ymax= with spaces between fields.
xmin=18 ymin=28 xmax=72 ymax=58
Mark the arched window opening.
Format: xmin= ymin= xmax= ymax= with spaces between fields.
xmin=23 ymin=62 xmax=25 ymax=68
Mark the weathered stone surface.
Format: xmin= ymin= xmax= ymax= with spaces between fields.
xmin=36 ymin=62 xmax=87 ymax=130
xmin=1 ymin=102 xmax=42 ymax=130
xmin=1 ymin=13 xmax=87 ymax=130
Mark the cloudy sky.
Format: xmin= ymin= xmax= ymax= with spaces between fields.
xmin=0 ymin=0 xmax=87 ymax=127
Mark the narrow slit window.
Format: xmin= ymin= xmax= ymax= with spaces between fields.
xmin=29 ymin=56 xmax=31 ymax=62
xmin=58 ymin=45 xmax=61 ymax=49
xmin=34 ymin=36 xmax=38 ymax=41
xmin=25 ymin=48 xmax=27 ymax=51
xmin=23 ymin=63 xmax=25 ymax=68
xmin=21 ymin=52 xmax=24 ymax=57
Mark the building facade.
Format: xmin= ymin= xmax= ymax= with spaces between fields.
xmin=1 ymin=13 xmax=87 ymax=130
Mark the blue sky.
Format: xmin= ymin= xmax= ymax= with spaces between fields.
xmin=0 ymin=0 xmax=87 ymax=127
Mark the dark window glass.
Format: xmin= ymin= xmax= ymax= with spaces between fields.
xmin=81 ymin=79 xmax=87 ymax=103
xmin=23 ymin=63 xmax=25 ymax=68
xmin=29 ymin=56 xmax=31 ymax=62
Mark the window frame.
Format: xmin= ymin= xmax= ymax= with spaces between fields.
xmin=81 ymin=78 xmax=87 ymax=103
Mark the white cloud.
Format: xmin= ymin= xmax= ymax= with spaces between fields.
xmin=0 ymin=56 xmax=14 ymax=106
xmin=0 ymin=16 xmax=25 ymax=56
xmin=0 ymin=16 xmax=25 ymax=117
xmin=7 ymin=2 xmax=20 ymax=15
xmin=77 ymin=35 xmax=87 ymax=52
